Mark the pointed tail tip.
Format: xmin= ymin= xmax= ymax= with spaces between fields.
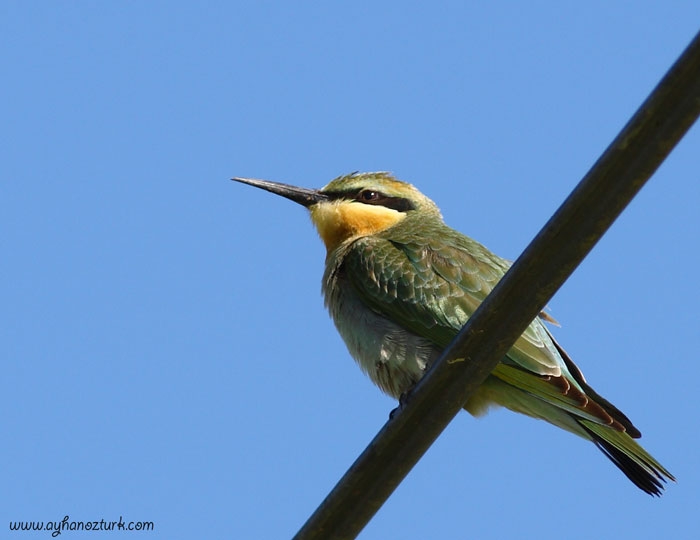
xmin=579 ymin=420 xmax=674 ymax=496
xmin=592 ymin=438 xmax=674 ymax=496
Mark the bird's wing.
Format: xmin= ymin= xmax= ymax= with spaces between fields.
xmin=344 ymin=234 xmax=567 ymax=378
xmin=343 ymin=234 xmax=638 ymax=430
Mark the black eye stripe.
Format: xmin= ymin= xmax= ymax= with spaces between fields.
xmin=364 ymin=194 xmax=415 ymax=212
xmin=324 ymin=189 xmax=415 ymax=212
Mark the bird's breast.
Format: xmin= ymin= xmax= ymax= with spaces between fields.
xmin=322 ymin=265 xmax=440 ymax=399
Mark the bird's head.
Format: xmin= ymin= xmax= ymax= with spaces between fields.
xmin=233 ymin=172 xmax=441 ymax=252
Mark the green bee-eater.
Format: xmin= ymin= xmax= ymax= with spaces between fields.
xmin=234 ymin=171 xmax=674 ymax=495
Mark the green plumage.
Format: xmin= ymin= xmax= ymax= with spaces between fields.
xmin=234 ymin=171 xmax=675 ymax=496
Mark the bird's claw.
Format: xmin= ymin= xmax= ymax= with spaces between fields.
xmin=389 ymin=391 xmax=411 ymax=419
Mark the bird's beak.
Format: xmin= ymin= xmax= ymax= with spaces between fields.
xmin=233 ymin=177 xmax=328 ymax=208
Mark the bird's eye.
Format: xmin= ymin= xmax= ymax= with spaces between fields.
xmin=359 ymin=190 xmax=380 ymax=201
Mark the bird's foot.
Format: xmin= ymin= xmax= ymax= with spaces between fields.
xmin=389 ymin=391 xmax=412 ymax=419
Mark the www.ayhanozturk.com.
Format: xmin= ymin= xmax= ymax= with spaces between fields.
xmin=9 ymin=515 xmax=154 ymax=536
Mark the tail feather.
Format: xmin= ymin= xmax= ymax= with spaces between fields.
xmin=474 ymin=370 xmax=675 ymax=495
xmin=578 ymin=419 xmax=675 ymax=496
xmin=549 ymin=333 xmax=642 ymax=437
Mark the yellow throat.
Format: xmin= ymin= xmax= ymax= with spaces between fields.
xmin=310 ymin=199 xmax=406 ymax=252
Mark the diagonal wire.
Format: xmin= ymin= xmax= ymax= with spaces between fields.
xmin=294 ymin=29 xmax=700 ymax=540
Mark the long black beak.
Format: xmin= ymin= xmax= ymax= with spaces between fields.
xmin=232 ymin=177 xmax=328 ymax=208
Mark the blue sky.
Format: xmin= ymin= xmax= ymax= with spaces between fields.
xmin=2 ymin=3 xmax=699 ymax=539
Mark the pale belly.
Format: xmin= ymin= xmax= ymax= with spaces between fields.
xmin=325 ymin=276 xmax=441 ymax=399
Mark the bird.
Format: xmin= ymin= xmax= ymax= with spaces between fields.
xmin=233 ymin=171 xmax=674 ymax=495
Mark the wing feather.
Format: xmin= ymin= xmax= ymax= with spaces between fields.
xmin=345 ymin=234 xmax=568 ymax=379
